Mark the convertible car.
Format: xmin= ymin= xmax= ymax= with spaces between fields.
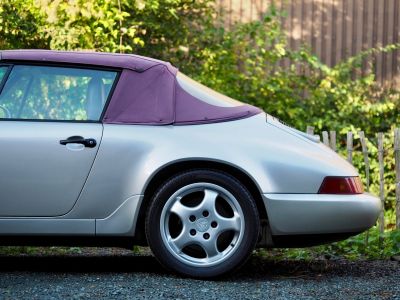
xmin=0 ymin=50 xmax=380 ymax=277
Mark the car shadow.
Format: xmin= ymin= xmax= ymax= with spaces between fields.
xmin=0 ymin=252 xmax=375 ymax=281
xmin=0 ymin=254 xmax=168 ymax=275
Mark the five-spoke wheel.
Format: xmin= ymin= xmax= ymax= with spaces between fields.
xmin=146 ymin=170 xmax=260 ymax=278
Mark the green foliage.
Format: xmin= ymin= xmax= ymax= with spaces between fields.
xmin=0 ymin=0 xmax=214 ymax=55
xmin=258 ymin=227 xmax=400 ymax=260
xmin=184 ymin=6 xmax=400 ymax=137
xmin=0 ymin=0 xmax=48 ymax=49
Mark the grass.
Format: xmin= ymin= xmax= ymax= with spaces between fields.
xmin=257 ymin=228 xmax=400 ymax=261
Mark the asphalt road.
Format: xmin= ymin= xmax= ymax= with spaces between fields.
xmin=0 ymin=249 xmax=399 ymax=300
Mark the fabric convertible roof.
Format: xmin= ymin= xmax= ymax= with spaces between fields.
xmin=0 ymin=50 xmax=261 ymax=125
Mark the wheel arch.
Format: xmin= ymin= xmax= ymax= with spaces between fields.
xmin=133 ymin=159 xmax=267 ymax=245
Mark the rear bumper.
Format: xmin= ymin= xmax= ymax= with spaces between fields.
xmin=263 ymin=193 xmax=381 ymax=235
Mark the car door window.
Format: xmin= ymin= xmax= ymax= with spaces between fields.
xmin=0 ymin=65 xmax=117 ymax=121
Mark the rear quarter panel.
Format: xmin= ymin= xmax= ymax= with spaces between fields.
xmin=65 ymin=113 xmax=358 ymax=219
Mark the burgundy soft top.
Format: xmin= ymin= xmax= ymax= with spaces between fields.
xmin=0 ymin=50 xmax=261 ymax=125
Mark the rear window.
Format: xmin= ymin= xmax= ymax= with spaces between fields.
xmin=176 ymin=72 xmax=244 ymax=108
xmin=0 ymin=65 xmax=117 ymax=121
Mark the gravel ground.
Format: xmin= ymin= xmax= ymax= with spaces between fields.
xmin=0 ymin=248 xmax=399 ymax=300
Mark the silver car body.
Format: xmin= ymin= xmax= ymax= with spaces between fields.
xmin=0 ymin=51 xmax=380 ymax=248
xmin=0 ymin=113 xmax=380 ymax=242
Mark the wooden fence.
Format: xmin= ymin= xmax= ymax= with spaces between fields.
xmin=306 ymin=126 xmax=400 ymax=236
xmin=217 ymin=0 xmax=400 ymax=86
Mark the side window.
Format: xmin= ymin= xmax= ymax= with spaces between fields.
xmin=0 ymin=65 xmax=118 ymax=121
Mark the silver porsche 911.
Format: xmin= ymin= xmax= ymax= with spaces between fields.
xmin=0 ymin=50 xmax=380 ymax=277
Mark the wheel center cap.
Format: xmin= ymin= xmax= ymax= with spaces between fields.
xmin=195 ymin=218 xmax=210 ymax=232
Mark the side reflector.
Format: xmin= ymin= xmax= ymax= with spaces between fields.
xmin=318 ymin=176 xmax=364 ymax=194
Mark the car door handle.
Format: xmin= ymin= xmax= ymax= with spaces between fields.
xmin=60 ymin=136 xmax=97 ymax=148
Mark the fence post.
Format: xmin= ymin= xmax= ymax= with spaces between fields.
xmin=397 ymin=183 xmax=400 ymax=230
xmin=346 ymin=132 xmax=353 ymax=163
xmin=358 ymin=131 xmax=370 ymax=192
xmin=377 ymin=133 xmax=385 ymax=245
xmin=359 ymin=131 xmax=371 ymax=245
xmin=329 ymin=130 xmax=336 ymax=151
xmin=306 ymin=126 xmax=314 ymax=135
xmin=394 ymin=128 xmax=400 ymax=229
xmin=322 ymin=131 xmax=330 ymax=147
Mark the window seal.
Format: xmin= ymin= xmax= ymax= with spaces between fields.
xmin=99 ymin=70 xmax=121 ymax=122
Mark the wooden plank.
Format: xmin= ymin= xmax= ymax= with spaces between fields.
xmin=366 ymin=0 xmax=375 ymax=74
xmin=217 ymin=0 xmax=224 ymax=23
xmin=351 ymin=0 xmax=358 ymax=57
xmin=361 ymin=0 xmax=369 ymax=75
xmin=392 ymin=0 xmax=399 ymax=86
xmin=331 ymin=0 xmax=339 ymax=66
xmin=291 ymin=0 xmax=302 ymax=52
xmin=354 ymin=0 xmax=364 ymax=71
xmin=228 ymin=0 xmax=233 ymax=27
xmin=301 ymin=0 xmax=306 ymax=44
xmin=381 ymin=0 xmax=390 ymax=84
xmin=325 ymin=0 xmax=333 ymax=66
xmin=281 ymin=0 xmax=291 ymax=69
xmin=239 ymin=0 xmax=244 ymax=22
xmin=306 ymin=126 xmax=315 ymax=135
xmin=321 ymin=0 xmax=328 ymax=63
xmin=255 ymin=0 xmax=260 ymax=20
xmin=334 ymin=0 xmax=344 ymax=63
xmin=239 ymin=0 xmax=250 ymax=23
xmin=375 ymin=0 xmax=384 ymax=84
xmin=384 ymin=0 xmax=395 ymax=83
xmin=377 ymin=132 xmax=385 ymax=243
xmin=250 ymin=0 xmax=254 ymax=21
xmin=289 ymin=0 xmax=302 ymax=73
xmin=347 ymin=131 xmax=353 ymax=163
xmin=371 ymin=0 xmax=379 ymax=78
xmin=341 ymin=0 xmax=349 ymax=58
xmin=313 ymin=0 xmax=323 ymax=58
xmin=302 ymin=0 xmax=313 ymax=77
xmin=219 ymin=0 xmax=230 ymax=28
xmin=259 ymin=0 xmax=264 ymax=19
xmin=311 ymin=0 xmax=318 ymax=55
xmin=346 ymin=0 xmax=354 ymax=59
xmin=289 ymin=0 xmax=295 ymax=50
xmin=257 ymin=0 xmax=264 ymax=19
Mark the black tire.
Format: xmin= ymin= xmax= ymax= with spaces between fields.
xmin=145 ymin=169 xmax=260 ymax=278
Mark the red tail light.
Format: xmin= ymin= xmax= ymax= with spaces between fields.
xmin=318 ymin=176 xmax=364 ymax=194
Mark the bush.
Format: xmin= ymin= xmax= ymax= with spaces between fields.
xmin=180 ymin=6 xmax=400 ymax=136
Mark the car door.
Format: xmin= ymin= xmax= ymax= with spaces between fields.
xmin=0 ymin=64 xmax=118 ymax=217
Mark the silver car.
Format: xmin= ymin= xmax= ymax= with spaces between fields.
xmin=0 ymin=50 xmax=380 ymax=278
